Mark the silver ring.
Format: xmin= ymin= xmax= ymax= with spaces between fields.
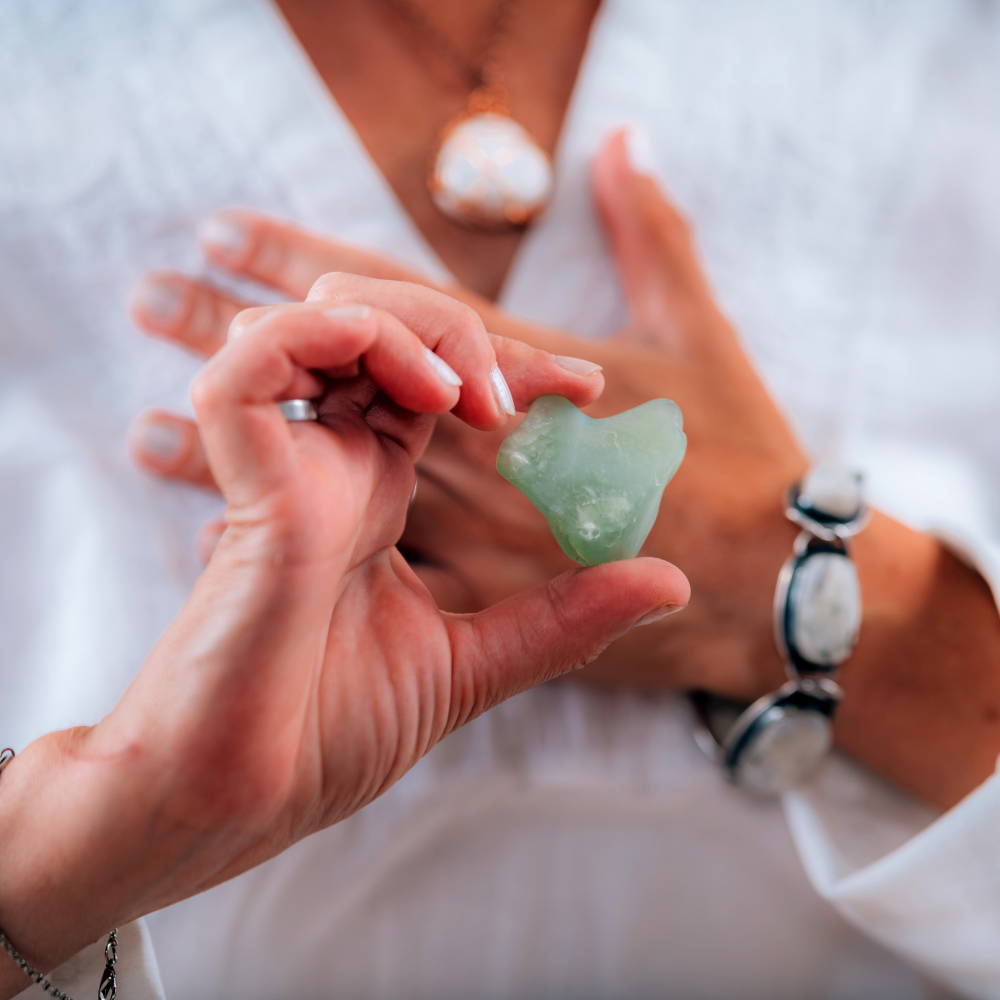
xmin=278 ymin=399 xmax=318 ymax=422
xmin=0 ymin=749 xmax=14 ymax=775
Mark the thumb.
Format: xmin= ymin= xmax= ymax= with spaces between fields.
xmin=591 ymin=128 xmax=733 ymax=358
xmin=446 ymin=558 xmax=690 ymax=728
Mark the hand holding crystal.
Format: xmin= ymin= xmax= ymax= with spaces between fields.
xmin=128 ymin=132 xmax=1000 ymax=809
xmin=0 ymin=277 xmax=689 ymax=993
xmin=127 ymin=131 xmax=805 ymax=702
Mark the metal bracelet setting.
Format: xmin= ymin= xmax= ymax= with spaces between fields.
xmin=691 ymin=467 xmax=868 ymax=795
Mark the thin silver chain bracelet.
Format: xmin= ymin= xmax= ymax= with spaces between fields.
xmin=0 ymin=749 xmax=119 ymax=1000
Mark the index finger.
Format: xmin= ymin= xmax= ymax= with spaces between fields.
xmin=192 ymin=302 xmax=472 ymax=503
xmin=307 ymin=273 xmax=506 ymax=430
xmin=305 ymin=273 xmax=606 ymax=431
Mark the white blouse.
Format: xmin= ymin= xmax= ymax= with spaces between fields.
xmin=3 ymin=1 xmax=1000 ymax=998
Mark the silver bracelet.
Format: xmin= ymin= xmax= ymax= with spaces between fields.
xmin=692 ymin=465 xmax=869 ymax=795
xmin=0 ymin=749 xmax=119 ymax=1000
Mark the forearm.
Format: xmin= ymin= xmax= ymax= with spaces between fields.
xmin=0 ymin=541 xmax=337 ymax=997
xmin=837 ymin=512 xmax=1000 ymax=809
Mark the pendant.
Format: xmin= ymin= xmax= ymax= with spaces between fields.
xmin=429 ymin=91 xmax=554 ymax=230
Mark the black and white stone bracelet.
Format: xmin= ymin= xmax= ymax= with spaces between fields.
xmin=692 ymin=464 xmax=869 ymax=795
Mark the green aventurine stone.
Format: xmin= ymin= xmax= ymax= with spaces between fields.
xmin=496 ymin=395 xmax=686 ymax=566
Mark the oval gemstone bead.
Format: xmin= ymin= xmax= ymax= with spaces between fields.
xmin=736 ymin=708 xmax=833 ymax=796
xmin=788 ymin=552 xmax=862 ymax=665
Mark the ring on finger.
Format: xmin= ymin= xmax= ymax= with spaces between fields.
xmin=278 ymin=399 xmax=319 ymax=422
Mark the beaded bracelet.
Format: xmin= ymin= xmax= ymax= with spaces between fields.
xmin=0 ymin=749 xmax=119 ymax=1000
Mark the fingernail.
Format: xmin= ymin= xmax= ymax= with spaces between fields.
xmin=324 ymin=305 xmax=372 ymax=321
xmin=130 ymin=274 xmax=185 ymax=327
xmin=423 ymin=346 xmax=463 ymax=387
xmin=199 ymin=214 xmax=249 ymax=256
xmin=634 ymin=603 xmax=686 ymax=627
xmin=133 ymin=418 xmax=184 ymax=460
xmin=624 ymin=123 xmax=659 ymax=177
xmin=490 ymin=364 xmax=516 ymax=416
xmin=554 ymin=355 xmax=603 ymax=376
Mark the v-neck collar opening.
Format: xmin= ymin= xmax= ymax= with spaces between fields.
xmin=246 ymin=0 xmax=612 ymax=306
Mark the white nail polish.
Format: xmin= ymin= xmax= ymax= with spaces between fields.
xmin=490 ymin=364 xmax=516 ymax=416
xmin=555 ymin=355 xmax=603 ymax=376
xmin=634 ymin=604 xmax=687 ymax=627
xmin=130 ymin=275 xmax=184 ymax=326
xmin=324 ymin=305 xmax=372 ymax=320
xmin=199 ymin=215 xmax=249 ymax=255
xmin=423 ymin=346 xmax=463 ymax=387
xmin=624 ymin=123 xmax=659 ymax=177
xmin=134 ymin=420 xmax=184 ymax=460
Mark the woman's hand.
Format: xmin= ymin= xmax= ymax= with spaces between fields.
xmin=127 ymin=133 xmax=807 ymax=701
xmin=127 ymin=132 xmax=1000 ymax=809
xmin=0 ymin=275 xmax=688 ymax=992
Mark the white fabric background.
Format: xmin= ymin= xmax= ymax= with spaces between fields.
xmin=3 ymin=1 xmax=1000 ymax=998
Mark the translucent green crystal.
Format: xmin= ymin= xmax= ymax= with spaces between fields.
xmin=496 ymin=395 xmax=686 ymax=566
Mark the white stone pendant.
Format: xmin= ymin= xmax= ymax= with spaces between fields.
xmin=429 ymin=111 xmax=554 ymax=230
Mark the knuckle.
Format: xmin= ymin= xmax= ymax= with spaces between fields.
xmin=306 ymin=270 xmax=353 ymax=302
xmin=189 ymin=363 xmax=223 ymax=418
xmin=455 ymin=300 xmax=485 ymax=334
xmin=188 ymin=372 xmax=211 ymax=414
xmin=444 ymin=299 xmax=490 ymax=353
xmin=544 ymin=575 xmax=577 ymax=634
xmin=228 ymin=305 xmax=267 ymax=338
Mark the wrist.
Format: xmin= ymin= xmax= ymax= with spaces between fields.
xmin=848 ymin=510 xmax=940 ymax=642
xmin=834 ymin=510 xmax=940 ymax=724
xmin=0 ymin=730 xmax=126 ymax=982
xmin=835 ymin=512 xmax=1000 ymax=807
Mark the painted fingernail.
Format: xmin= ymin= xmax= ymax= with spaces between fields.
xmin=199 ymin=214 xmax=249 ymax=256
xmin=490 ymin=364 xmax=516 ymax=416
xmin=423 ymin=346 xmax=463 ymax=387
xmin=130 ymin=274 xmax=185 ymax=327
xmin=554 ymin=355 xmax=603 ymax=376
xmin=324 ymin=305 xmax=372 ymax=321
xmin=634 ymin=603 xmax=687 ymax=627
xmin=624 ymin=123 xmax=659 ymax=177
xmin=132 ymin=418 xmax=184 ymax=460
